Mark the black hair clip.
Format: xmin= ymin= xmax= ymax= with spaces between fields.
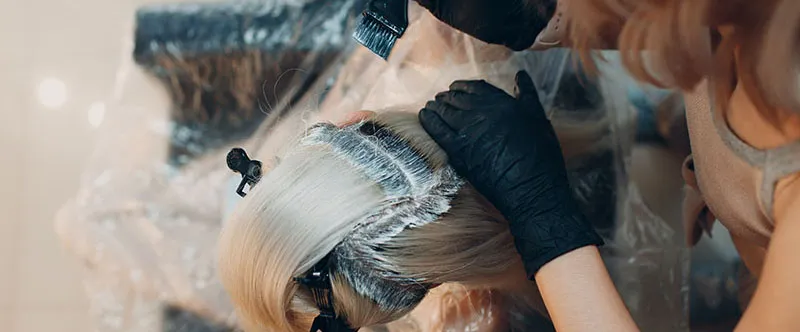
xmin=226 ymin=148 xmax=263 ymax=197
xmin=294 ymin=255 xmax=356 ymax=332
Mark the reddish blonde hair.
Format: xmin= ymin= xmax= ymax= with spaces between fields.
xmin=565 ymin=0 xmax=800 ymax=125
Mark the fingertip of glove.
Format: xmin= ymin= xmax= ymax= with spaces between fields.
xmin=419 ymin=107 xmax=457 ymax=142
xmin=418 ymin=107 xmax=441 ymax=129
xmin=435 ymin=90 xmax=472 ymax=108
xmin=424 ymin=100 xmax=437 ymax=109
xmin=426 ymin=100 xmax=453 ymax=115
xmin=418 ymin=106 xmax=433 ymax=120
xmin=448 ymin=80 xmax=468 ymax=91
xmin=449 ymin=79 xmax=486 ymax=93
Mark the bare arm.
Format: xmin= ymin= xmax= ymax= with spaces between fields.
xmin=536 ymin=246 xmax=639 ymax=332
xmin=735 ymin=176 xmax=800 ymax=331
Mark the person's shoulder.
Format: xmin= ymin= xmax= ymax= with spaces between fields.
xmin=774 ymin=173 xmax=800 ymax=225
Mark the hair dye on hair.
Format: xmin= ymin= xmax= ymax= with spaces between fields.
xmin=218 ymin=111 xmax=546 ymax=331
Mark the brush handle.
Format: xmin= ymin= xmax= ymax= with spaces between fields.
xmin=364 ymin=0 xmax=408 ymax=36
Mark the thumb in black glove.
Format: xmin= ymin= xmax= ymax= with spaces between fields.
xmin=419 ymin=71 xmax=603 ymax=278
xmin=412 ymin=0 xmax=556 ymax=51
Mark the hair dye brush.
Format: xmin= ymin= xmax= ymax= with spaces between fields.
xmin=352 ymin=0 xmax=409 ymax=59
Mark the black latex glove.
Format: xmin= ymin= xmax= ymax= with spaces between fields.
xmin=419 ymin=71 xmax=604 ymax=278
xmin=412 ymin=0 xmax=556 ymax=51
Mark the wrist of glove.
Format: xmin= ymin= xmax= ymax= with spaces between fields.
xmin=419 ymin=71 xmax=603 ymax=278
xmin=411 ymin=0 xmax=556 ymax=51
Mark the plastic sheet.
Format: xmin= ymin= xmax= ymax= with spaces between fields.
xmin=55 ymin=1 xmax=690 ymax=331
xmin=133 ymin=0 xmax=368 ymax=167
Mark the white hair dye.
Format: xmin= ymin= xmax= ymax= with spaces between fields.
xmin=300 ymin=119 xmax=466 ymax=312
xmin=218 ymin=111 xmax=545 ymax=332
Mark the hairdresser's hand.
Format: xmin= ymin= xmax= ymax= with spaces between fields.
xmin=419 ymin=71 xmax=603 ymax=278
xmin=412 ymin=0 xmax=555 ymax=51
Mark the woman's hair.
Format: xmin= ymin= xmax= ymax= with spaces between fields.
xmin=218 ymin=111 xmax=541 ymax=331
xmin=564 ymin=0 xmax=800 ymax=125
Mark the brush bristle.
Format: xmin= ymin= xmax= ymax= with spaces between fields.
xmin=353 ymin=15 xmax=399 ymax=60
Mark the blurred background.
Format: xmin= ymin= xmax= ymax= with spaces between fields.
xmin=0 ymin=0 xmax=214 ymax=330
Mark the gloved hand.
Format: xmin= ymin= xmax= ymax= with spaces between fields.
xmin=419 ymin=71 xmax=604 ymax=277
xmin=412 ymin=0 xmax=556 ymax=51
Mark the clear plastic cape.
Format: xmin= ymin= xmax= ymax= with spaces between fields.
xmin=55 ymin=0 xmax=690 ymax=331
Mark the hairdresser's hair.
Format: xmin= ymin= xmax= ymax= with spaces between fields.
xmin=564 ymin=0 xmax=800 ymax=125
xmin=218 ymin=111 xmax=539 ymax=331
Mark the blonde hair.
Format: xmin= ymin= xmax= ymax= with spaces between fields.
xmin=218 ymin=111 xmax=543 ymax=331
xmin=566 ymin=0 xmax=800 ymax=126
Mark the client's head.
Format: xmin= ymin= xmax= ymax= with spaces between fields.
xmin=218 ymin=111 xmax=528 ymax=331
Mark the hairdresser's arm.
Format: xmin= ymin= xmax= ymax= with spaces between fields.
xmin=419 ymin=71 xmax=637 ymax=331
xmin=734 ymin=182 xmax=800 ymax=331
xmin=536 ymin=246 xmax=637 ymax=332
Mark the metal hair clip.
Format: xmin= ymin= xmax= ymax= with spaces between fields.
xmin=294 ymin=255 xmax=356 ymax=332
xmin=226 ymin=148 xmax=263 ymax=197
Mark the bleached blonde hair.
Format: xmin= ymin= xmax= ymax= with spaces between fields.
xmin=217 ymin=110 xmax=551 ymax=331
